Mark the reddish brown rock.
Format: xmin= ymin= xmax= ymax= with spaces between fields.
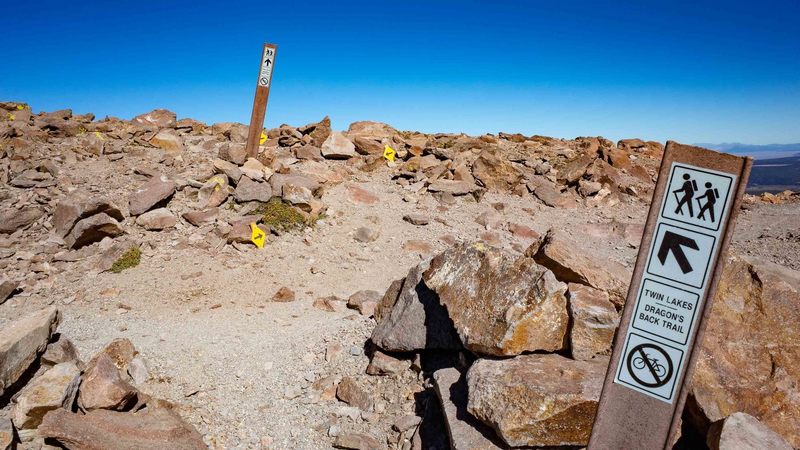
xmin=346 ymin=184 xmax=379 ymax=205
xmin=135 ymin=208 xmax=176 ymax=230
xmin=12 ymin=362 xmax=81 ymax=429
xmin=529 ymin=229 xmax=631 ymax=306
xmin=321 ymin=132 xmax=357 ymax=159
xmin=366 ymin=350 xmax=411 ymax=376
xmin=427 ymin=179 xmax=479 ymax=196
xmin=65 ymin=213 xmax=125 ymax=249
xmin=39 ymin=407 xmax=206 ymax=450
xmin=0 ymin=206 xmax=43 ymax=234
xmin=78 ymin=353 xmax=137 ymax=411
xmin=0 ymin=307 xmax=61 ymax=397
xmin=688 ymin=256 xmax=800 ymax=447
xmin=333 ymin=432 xmax=382 ymax=450
xmin=706 ymin=412 xmax=792 ymax=450
xmin=472 ymin=148 xmax=521 ymax=191
xmin=53 ymin=196 xmax=124 ymax=238
xmin=568 ymin=284 xmax=619 ymax=360
xmin=272 ymin=286 xmax=296 ymax=302
xmin=182 ymin=208 xmax=218 ymax=227
xmin=132 ymin=109 xmax=177 ymax=128
xmin=336 ymin=377 xmax=373 ymax=411
xmin=467 ymin=353 xmax=607 ymax=447
xmin=423 ymin=242 xmax=568 ymax=356
xmin=149 ymin=129 xmax=184 ymax=154
xmin=508 ymin=223 xmax=540 ymax=241
xmin=128 ymin=176 xmax=176 ymax=216
xmin=401 ymin=239 xmax=433 ymax=254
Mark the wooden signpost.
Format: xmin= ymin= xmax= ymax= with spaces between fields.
xmin=245 ymin=43 xmax=278 ymax=158
xmin=588 ymin=142 xmax=752 ymax=449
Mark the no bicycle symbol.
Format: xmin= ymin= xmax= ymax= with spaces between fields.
xmin=626 ymin=343 xmax=673 ymax=388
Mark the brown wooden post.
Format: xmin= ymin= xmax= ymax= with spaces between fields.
xmin=245 ymin=43 xmax=278 ymax=158
xmin=588 ymin=142 xmax=752 ymax=449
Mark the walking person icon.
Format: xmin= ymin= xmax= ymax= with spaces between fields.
xmin=672 ymin=174 xmax=698 ymax=217
xmin=696 ymin=182 xmax=720 ymax=222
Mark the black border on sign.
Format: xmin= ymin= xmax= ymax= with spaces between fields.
xmin=632 ymin=278 xmax=700 ymax=345
xmin=646 ymin=223 xmax=716 ymax=289
xmin=616 ymin=332 xmax=685 ymax=401
xmin=660 ymin=164 xmax=734 ymax=232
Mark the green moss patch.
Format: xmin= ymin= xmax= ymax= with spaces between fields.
xmin=110 ymin=247 xmax=141 ymax=273
xmin=255 ymin=198 xmax=307 ymax=233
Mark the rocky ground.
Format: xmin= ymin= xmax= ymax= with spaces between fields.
xmin=0 ymin=103 xmax=798 ymax=450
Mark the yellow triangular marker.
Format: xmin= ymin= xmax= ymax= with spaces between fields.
xmin=383 ymin=144 xmax=396 ymax=162
xmin=250 ymin=223 xmax=265 ymax=248
xmin=260 ymin=132 xmax=267 ymax=145
xmin=94 ymin=131 xmax=104 ymax=140
xmin=7 ymin=113 xmax=15 ymax=121
xmin=16 ymin=105 xmax=24 ymax=110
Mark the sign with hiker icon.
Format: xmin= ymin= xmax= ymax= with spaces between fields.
xmin=660 ymin=164 xmax=734 ymax=232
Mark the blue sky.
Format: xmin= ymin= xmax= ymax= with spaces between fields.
xmin=2 ymin=0 xmax=798 ymax=144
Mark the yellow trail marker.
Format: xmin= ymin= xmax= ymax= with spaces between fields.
xmin=383 ymin=144 xmax=396 ymax=162
xmin=94 ymin=131 xmax=104 ymax=140
xmin=16 ymin=105 xmax=24 ymax=110
xmin=250 ymin=223 xmax=265 ymax=248
xmin=7 ymin=113 xmax=15 ymax=121
xmin=260 ymin=132 xmax=267 ymax=145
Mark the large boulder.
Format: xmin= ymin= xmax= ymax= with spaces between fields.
xmin=467 ymin=353 xmax=606 ymax=447
xmin=568 ymin=283 xmax=619 ymax=360
xmin=706 ymin=412 xmax=792 ymax=450
xmin=370 ymin=261 xmax=461 ymax=352
xmin=422 ymin=242 xmax=568 ymax=356
xmin=64 ymin=213 xmax=125 ymax=249
xmin=234 ymin=176 xmax=273 ymax=203
xmin=0 ymin=307 xmax=60 ymax=397
xmin=299 ymin=116 xmax=332 ymax=147
xmin=472 ymin=148 xmax=521 ymax=191
xmin=78 ymin=353 xmax=138 ymax=411
xmin=528 ymin=229 xmax=631 ymax=306
xmin=53 ymin=196 xmax=124 ymax=238
xmin=128 ymin=176 xmax=176 ymax=216
xmin=149 ymin=129 xmax=184 ymax=154
xmin=12 ymin=361 xmax=80 ymax=429
xmin=0 ymin=206 xmax=43 ymax=234
xmin=39 ymin=407 xmax=206 ymax=450
xmin=321 ymin=132 xmax=356 ymax=159
xmin=687 ymin=256 xmax=800 ymax=447
xmin=132 ymin=109 xmax=177 ymax=128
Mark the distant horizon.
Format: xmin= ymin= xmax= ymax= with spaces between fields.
xmin=2 ymin=1 xmax=798 ymax=145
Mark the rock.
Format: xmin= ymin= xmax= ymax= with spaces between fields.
xmin=467 ymin=354 xmax=606 ymax=447
xmin=313 ymin=296 xmax=347 ymax=312
xmin=212 ymin=158 xmax=242 ymax=184
xmin=0 ymin=418 xmax=11 ymax=450
xmin=282 ymin=184 xmax=314 ymax=209
xmin=127 ymin=356 xmax=149 ymax=385
xmin=182 ymin=208 xmax=218 ymax=227
xmin=336 ymin=377 xmax=373 ymax=411
xmin=321 ymin=132 xmax=356 ymax=159
xmin=423 ymin=243 xmax=568 ymax=356
xmin=53 ymin=196 xmax=124 ymax=238
xmin=527 ymin=175 xmax=577 ymax=208
xmin=347 ymin=290 xmax=381 ymax=317
xmin=507 ymin=223 xmax=539 ymax=240
xmin=135 ymin=208 xmax=176 ymax=230
xmin=41 ymin=335 xmax=80 ymax=366
xmin=472 ymin=148 xmax=521 ymax=191
xmin=234 ymin=177 xmax=273 ymax=203
xmin=333 ymin=432 xmax=382 ymax=450
xmin=77 ymin=353 xmax=138 ymax=411
xmin=300 ymin=116 xmax=332 ymax=147
xmin=706 ymin=412 xmax=792 ymax=450
xmin=568 ymin=284 xmax=619 ymax=360
xmin=149 ymin=129 xmax=184 ymax=154
xmin=0 ymin=307 xmax=60 ymax=397
xmin=529 ymin=229 xmax=630 ymax=306
xmin=402 ymin=214 xmax=430 ymax=226
xmin=401 ymin=239 xmax=434 ymax=254
xmin=0 ymin=280 xmax=20 ymax=305
xmin=39 ymin=407 xmax=207 ymax=450
xmin=346 ymin=184 xmax=379 ymax=205
xmin=269 ymin=173 xmax=320 ymax=197
xmin=12 ymin=362 xmax=81 ymax=429
xmin=354 ymin=227 xmax=379 ymax=243
xmin=687 ymin=256 xmax=800 ymax=447
xmin=218 ymin=142 xmax=248 ymax=165
xmin=432 ymin=368 xmax=505 ymax=450
xmin=132 ymin=109 xmax=177 ymax=128
xmin=65 ymin=213 xmax=125 ymax=249
xmin=370 ymin=261 xmax=461 ymax=352
xmin=366 ymin=350 xmax=410 ymax=376
xmin=295 ymin=145 xmax=323 ymax=161
xmin=128 ymin=176 xmax=176 ymax=216
xmin=272 ymin=286 xmax=296 ymax=302
xmin=427 ymin=179 xmax=478 ymax=196
xmin=0 ymin=206 xmax=43 ymax=234
xmin=198 ymin=174 xmax=230 ymax=208
xmin=240 ymin=158 xmax=267 ymax=181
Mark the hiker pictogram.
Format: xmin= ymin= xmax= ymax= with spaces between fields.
xmin=672 ymin=174 xmax=698 ymax=217
xmin=695 ymin=182 xmax=720 ymax=222
xmin=626 ymin=343 xmax=674 ymax=389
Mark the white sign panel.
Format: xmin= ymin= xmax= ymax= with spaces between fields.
xmin=258 ymin=46 xmax=275 ymax=87
xmin=614 ymin=162 xmax=736 ymax=403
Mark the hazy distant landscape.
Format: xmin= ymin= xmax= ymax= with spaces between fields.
xmin=697 ymin=143 xmax=800 ymax=193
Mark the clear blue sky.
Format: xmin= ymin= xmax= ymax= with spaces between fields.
xmin=2 ymin=0 xmax=798 ymax=144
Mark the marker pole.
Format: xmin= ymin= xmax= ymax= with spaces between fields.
xmin=245 ymin=43 xmax=278 ymax=159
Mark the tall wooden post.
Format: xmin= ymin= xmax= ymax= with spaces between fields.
xmin=245 ymin=43 xmax=278 ymax=158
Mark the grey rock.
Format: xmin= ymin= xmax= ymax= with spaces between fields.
xmin=128 ymin=176 xmax=176 ymax=216
xmin=0 ymin=307 xmax=60 ymax=397
xmin=234 ymin=177 xmax=273 ymax=203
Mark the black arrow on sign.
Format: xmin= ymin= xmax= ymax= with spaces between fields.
xmin=657 ymin=231 xmax=699 ymax=274
xmin=264 ymin=59 xmax=271 ymax=66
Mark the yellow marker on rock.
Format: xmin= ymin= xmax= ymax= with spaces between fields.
xmin=383 ymin=144 xmax=396 ymax=162
xmin=94 ymin=131 xmax=104 ymax=140
xmin=250 ymin=223 xmax=265 ymax=248
xmin=7 ymin=113 xmax=15 ymax=121
xmin=16 ymin=105 xmax=24 ymax=110
xmin=260 ymin=132 xmax=268 ymax=145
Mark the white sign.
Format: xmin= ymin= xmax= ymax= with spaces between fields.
xmin=258 ymin=46 xmax=275 ymax=87
xmin=614 ymin=162 xmax=736 ymax=403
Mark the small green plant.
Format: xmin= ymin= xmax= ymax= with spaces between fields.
xmin=255 ymin=198 xmax=307 ymax=233
xmin=110 ymin=247 xmax=141 ymax=273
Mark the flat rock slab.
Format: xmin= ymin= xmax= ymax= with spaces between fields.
xmin=423 ymin=242 xmax=568 ymax=356
xmin=0 ymin=307 xmax=60 ymax=397
xmin=0 ymin=280 xmax=20 ymax=305
xmin=432 ymin=368 xmax=506 ymax=450
xmin=39 ymin=407 xmax=206 ymax=450
xmin=467 ymin=353 xmax=607 ymax=447
xmin=12 ymin=361 xmax=80 ymax=429
xmin=128 ymin=176 xmax=176 ymax=216
xmin=707 ymin=412 xmax=792 ymax=450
